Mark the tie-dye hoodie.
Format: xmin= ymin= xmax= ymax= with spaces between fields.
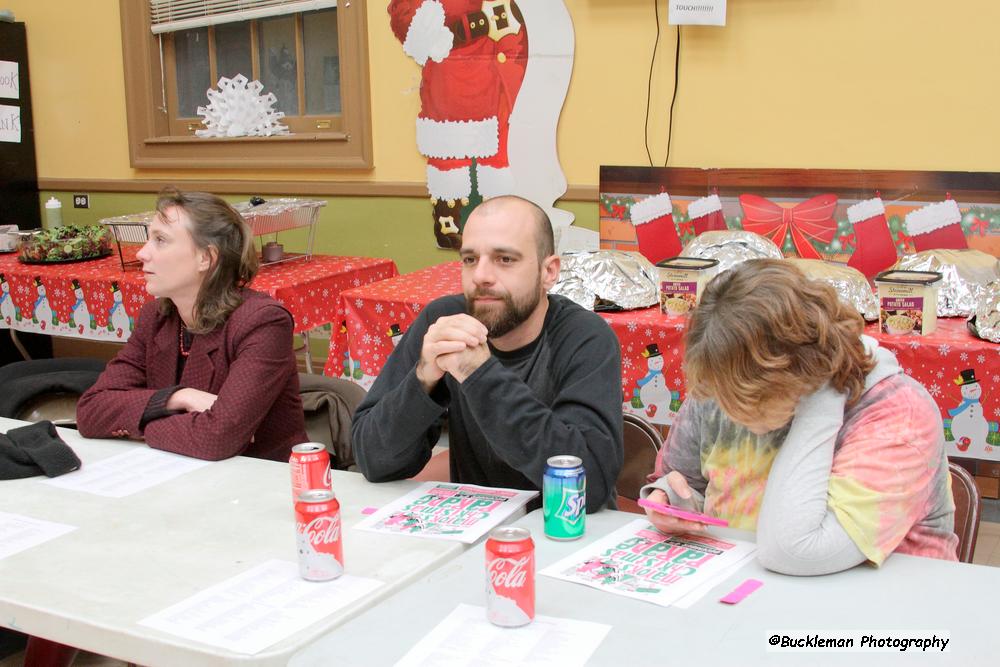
xmin=646 ymin=336 xmax=957 ymax=567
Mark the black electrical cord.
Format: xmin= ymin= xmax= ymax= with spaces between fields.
xmin=664 ymin=26 xmax=681 ymax=167
xmin=644 ymin=1 xmax=683 ymax=168
xmin=644 ymin=0 xmax=661 ymax=166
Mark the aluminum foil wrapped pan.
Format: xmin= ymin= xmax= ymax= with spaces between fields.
xmin=550 ymin=250 xmax=658 ymax=311
xmin=786 ymin=259 xmax=879 ymax=321
xmin=681 ymin=230 xmax=783 ymax=273
xmin=895 ymin=249 xmax=1000 ymax=317
xmin=968 ymin=280 xmax=1000 ymax=343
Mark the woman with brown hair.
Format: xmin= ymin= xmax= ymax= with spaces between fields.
xmin=642 ymin=259 xmax=957 ymax=575
xmin=77 ymin=190 xmax=307 ymax=461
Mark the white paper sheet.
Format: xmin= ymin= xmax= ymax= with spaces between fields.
xmin=42 ymin=448 xmax=210 ymax=497
xmin=0 ymin=104 xmax=20 ymax=143
xmin=0 ymin=511 xmax=76 ymax=561
xmin=394 ymin=603 xmax=610 ymax=667
xmin=139 ymin=559 xmax=384 ymax=655
xmin=541 ymin=519 xmax=756 ymax=608
xmin=668 ymin=0 xmax=726 ymax=26
xmin=0 ymin=61 xmax=17 ymax=99
xmin=356 ymin=482 xmax=538 ymax=544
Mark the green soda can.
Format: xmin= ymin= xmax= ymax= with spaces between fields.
xmin=543 ymin=455 xmax=586 ymax=540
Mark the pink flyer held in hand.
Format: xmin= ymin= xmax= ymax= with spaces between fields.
xmin=637 ymin=497 xmax=729 ymax=527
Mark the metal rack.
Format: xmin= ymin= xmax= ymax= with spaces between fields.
xmin=100 ymin=198 xmax=327 ymax=269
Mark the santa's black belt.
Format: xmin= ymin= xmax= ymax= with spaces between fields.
xmin=449 ymin=0 xmax=524 ymax=47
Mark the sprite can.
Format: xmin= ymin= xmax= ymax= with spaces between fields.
xmin=543 ymin=455 xmax=586 ymax=540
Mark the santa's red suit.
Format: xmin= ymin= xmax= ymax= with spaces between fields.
xmin=388 ymin=0 xmax=528 ymax=248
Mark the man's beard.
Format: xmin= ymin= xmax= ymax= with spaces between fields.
xmin=465 ymin=287 xmax=541 ymax=339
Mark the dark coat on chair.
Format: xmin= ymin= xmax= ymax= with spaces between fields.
xmin=77 ymin=289 xmax=307 ymax=462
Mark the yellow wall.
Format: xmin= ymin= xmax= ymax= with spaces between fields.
xmin=7 ymin=0 xmax=1000 ymax=188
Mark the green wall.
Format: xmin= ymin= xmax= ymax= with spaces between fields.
xmin=38 ymin=192 xmax=599 ymax=275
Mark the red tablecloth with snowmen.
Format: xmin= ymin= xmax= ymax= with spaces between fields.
xmin=323 ymin=261 xmax=1000 ymax=462
xmin=0 ymin=247 xmax=397 ymax=341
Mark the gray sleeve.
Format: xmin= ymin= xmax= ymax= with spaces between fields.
xmin=755 ymin=384 xmax=868 ymax=576
xmin=351 ymin=307 xmax=447 ymax=482
xmin=456 ymin=317 xmax=623 ymax=513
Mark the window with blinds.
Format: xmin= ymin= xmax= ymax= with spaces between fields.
xmin=119 ymin=0 xmax=372 ymax=169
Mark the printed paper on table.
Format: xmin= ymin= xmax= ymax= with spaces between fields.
xmin=394 ymin=604 xmax=610 ymax=667
xmin=541 ymin=519 xmax=756 ymax=607
xmin=355 ymin=482 xmax=537 ymax=543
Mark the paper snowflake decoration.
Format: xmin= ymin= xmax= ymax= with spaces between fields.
xmin=196 ymin=74 xmax=290 ymax=138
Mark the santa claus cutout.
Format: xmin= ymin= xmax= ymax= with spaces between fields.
xmin=388 ymin=1 xmax=577 ymax=249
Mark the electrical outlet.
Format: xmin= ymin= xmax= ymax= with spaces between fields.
xmin=73 ymin=194 xmax=90 ymax=209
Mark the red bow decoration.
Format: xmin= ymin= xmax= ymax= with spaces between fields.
xmin=971 ymin=216 xmax=989 ymax=236
xmin=739 ymin=194 xmax=839 ymax=260
xmin=894 ymin=230 xmax=912 ymax=250
xmin=678 ymin=220 xmax=695 ymax=236
xmin=611 ymin=204 xmax=627 ymax=219
xmin=839 ymin=233 xmax=856 ymax=251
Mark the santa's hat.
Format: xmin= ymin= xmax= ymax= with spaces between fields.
xmin=686 ymin=194 xmax=727 ymax=236
xmin=846 ymin=197 xmax=897 ymax=278
xmin=630 ymin=193 xmax=682 ymax=264
xmin=905 ymin=200 xmax=968 ymax=252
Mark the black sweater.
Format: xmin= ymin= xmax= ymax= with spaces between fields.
xmin=352 ymin=294 xmax=624 ymax=513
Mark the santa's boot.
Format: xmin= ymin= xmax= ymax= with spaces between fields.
xmin=906 ymin=199 xmax=969 ymax=252
xmin=630 ymin=192 xmax=683 ymax=264
xmin=687 ymin=194 xmax=727 ymax=236
xmin=431 ymin=197 xmax=465 ymax=249
xmin=846 ymin=197 xmax=898 ymax=278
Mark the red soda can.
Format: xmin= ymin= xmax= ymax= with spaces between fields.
xmin=290 ymin=443 xmax=331 ymax=502
xmin=485 ymin=526 xmax=535 ymax=626
xmin=294 ymin=489 xmax=343 ymax=581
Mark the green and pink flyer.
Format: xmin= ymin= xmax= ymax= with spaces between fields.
xmin=541 ymin=519 xmax=756 ymax=607
xmin=356 ymin=482 xmax=538 ymax=544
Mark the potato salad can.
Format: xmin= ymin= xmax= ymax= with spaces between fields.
xmin=290 ymin=442 xmax=332 ymax=502
xmin=543 ymin=455 xmax=586 ymax=540
xmin=485 ymin=526 xmax=535 ymax=627
xmin=295 ymin=489 xmax=343 ymax=581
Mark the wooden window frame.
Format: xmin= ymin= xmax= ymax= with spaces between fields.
xmin=120 ymin=0 xmax=372 ymax=170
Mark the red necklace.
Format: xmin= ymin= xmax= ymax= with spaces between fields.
xmin=179 ymin=323 xmax=191 ymax=357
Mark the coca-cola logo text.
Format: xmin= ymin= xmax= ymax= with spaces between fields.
xmin=303 ymin=515 xmax=341 ymax=546
xmin=488 ymin=556 xmax=530 ymax=588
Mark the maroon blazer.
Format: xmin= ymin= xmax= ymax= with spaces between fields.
xmin=77 ymin=289 xmax=307 ymax=461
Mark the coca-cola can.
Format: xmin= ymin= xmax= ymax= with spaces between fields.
xmin=485 ymin=526 xmax=535 ymax=627
xmin=294 ymin=489 xmax=343 ymax=581
xmin=290 ymin=443 xmax=331 ymax=502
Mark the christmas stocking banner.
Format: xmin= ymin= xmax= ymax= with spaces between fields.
xmin=630 ymin=192 xmax=682 ymax=264
xmin=906 ymin=200 xmax=969 ymax=252
xmin=846 ymin=197 xmax=898 ymax=278
xmin=687 ymin=194 xmax=727 ymax=236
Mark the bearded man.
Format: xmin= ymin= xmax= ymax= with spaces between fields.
xmin=352 ymin=196 xmax=623 ymax=512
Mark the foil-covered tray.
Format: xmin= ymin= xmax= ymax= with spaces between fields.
xmin=681 ymin=230 xmax=783 ymax=273
xmin=551 ymin=250 xmax=659 ymax=311
xmin=894 ymin=249 xmax=1000 ymax=317
xmin=969 ymin=279 xmax=1000 ymax=343
xmin=787 ymin=259 xmax=879 ymax=321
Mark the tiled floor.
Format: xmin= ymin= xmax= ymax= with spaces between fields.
xmin=4 ymin=521 xmax=999 ymax=667
xmin=973 ymin=519 xmax=1000 ymax=566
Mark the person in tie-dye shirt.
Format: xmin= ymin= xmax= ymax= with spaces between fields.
xmin=641 ymin=259 xmax=957 ymax=575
